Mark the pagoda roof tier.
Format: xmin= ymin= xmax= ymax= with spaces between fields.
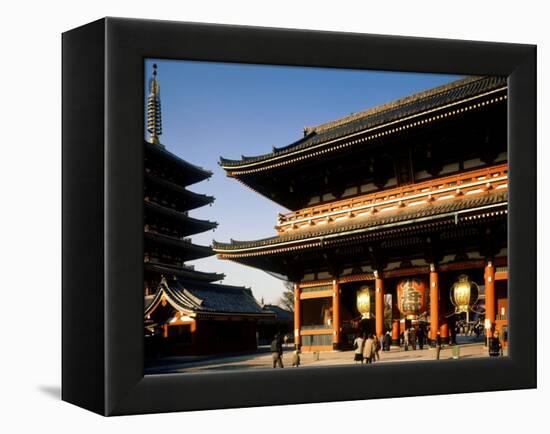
xmin=219 ymin=76 xmax=507 ymax=210
xmin=145 ymin=141 xmax=212 ymax=187
xmin=144 ymin=200 xmax=218 ymax=236
xmin=144 ymin=231 xmax=214 ymax=261
xmin=213 ymin=190 xmax=507 ymax=275
xmin=145 ymin=172 xmax=215 ymax=211
xmin=144 ymin=277 xmax=276 ymax=319
xmin=144 ymin=262 xmax=225 ymax=282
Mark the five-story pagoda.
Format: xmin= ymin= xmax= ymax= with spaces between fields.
xmin=144 ymin=65 xmax=274 ymax=358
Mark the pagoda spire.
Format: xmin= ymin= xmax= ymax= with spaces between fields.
xmin=147 ymin=63 xmax=163 ymax=146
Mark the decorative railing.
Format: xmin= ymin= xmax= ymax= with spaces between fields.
xmin=276 ymin=163 xmax=507 ymax=233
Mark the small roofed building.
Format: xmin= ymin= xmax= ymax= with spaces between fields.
xmin=214 ymin=76 xmax=508 ymax=352
xmin=143 ymin=64 xmax=274 ymax=358
xmin=145 ymin=278 xmax=273 ymax=355
xmin=257 ymin=304 xmax=294 ymax=345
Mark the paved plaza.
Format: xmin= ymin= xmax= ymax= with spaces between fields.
xmin=146 ymin=339 xmax=507 ymax=375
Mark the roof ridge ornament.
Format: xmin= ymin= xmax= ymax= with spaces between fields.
xmin=147 ymin=63 xmax=163 ymax=146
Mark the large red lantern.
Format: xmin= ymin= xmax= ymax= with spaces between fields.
xmin=396 ymin=278 xmax=427 ymax=320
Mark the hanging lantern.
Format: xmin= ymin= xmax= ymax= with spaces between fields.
xmin=450 ymin=274 xmax=479 ymax=315
xmin=356 ymin=285 xmax=374 ymax=319
xmin=397 ymin=278 xmax=427 ymax=320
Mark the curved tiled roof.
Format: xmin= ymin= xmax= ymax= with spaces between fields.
xmin=219 ymin=75 xmax=507 ymax=169
xmin=144 ymin=262 xmax=224 ymax=282
xmin=213 ymin=191 xmax=507 ymax=252
xmin=144 ymin=200 xmax=218 ymax=235
xmin=145 ymin=278 xmax=275 ymax=317
xmin=145 ymin=140 xmax=212 ymax=185
xmin=144 ymin=231 xmax=214 ymax=260
xmin=145 ymin=172 xmax=215 ymax=210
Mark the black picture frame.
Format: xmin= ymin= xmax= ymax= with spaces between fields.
xmin=62 ymin=17 xmax=536 ymax=416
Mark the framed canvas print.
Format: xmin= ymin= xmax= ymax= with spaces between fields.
xmin=62 ymin=18 xmax=536 ymax=416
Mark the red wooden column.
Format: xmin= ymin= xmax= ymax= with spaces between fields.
xmin=484 ymin=260 xmax=496 ymax=335
xmin=375 ymin=272 xmax=385 ymax=338
xmin=294 ymin=283 xmax=302 ymax=348
xmin=439 ymin=278 xmax=449 ymax=344
xmin=391 ymin=320 xmax=400 ymax=345
xmin=429 ymin=264 xmax=439 ymax=343
xmin=391 ymin=294 xmax=400 ymax=346
xmin=332 ymin=280 xmax=342 ymax=350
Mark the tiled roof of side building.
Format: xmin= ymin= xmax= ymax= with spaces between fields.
xmin=219 ymin=75 xmax=507 ymax=169
xmin=262 ymin=304 xmax=293 ymax=321
xmin=213 ymin=191 xmax=508 ymax=252
xmin=145 ymin=278 xmax=276 ymax=317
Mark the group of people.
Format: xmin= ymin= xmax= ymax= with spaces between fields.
xmin=401 ymin=325 xmax=426 ymax=351
xmin=270 ymin=333 xmax=301 ymax=368
xmin=352 ymin=334 xmax=382 ymax=364
xmin=454 ymin=319 xmax=484 ymax=337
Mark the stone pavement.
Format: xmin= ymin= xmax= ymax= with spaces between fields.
xmin=147 ymin=341 xmax=507 ymax=375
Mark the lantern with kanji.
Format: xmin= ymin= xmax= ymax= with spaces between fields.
xmin=356 ymin=285 xmax=374 ymax=319
xmin=396 ymin=278 xmax=427 ymax=320
xmin=450 ymin=274 xmax=479 ymax=321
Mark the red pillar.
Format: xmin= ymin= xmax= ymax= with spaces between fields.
xmin=430 ymin=266 xmax=439 ymax=342
xmin=485 ymin=261 xmax=496 ymax=335
xmin=392 ymin=320 xmax=400 ymax=345
xmin=375 ymin=274 xmax=385 ymax=338
xmin=391 ymin=294 xmax=400 ymax=346
xmin=294 ymin=283 xmax=302 ymax=348
xmin=332 ymin=280 xmax=341 ymax=350
xmin=439 ymin=280 xmax=449 ymax=344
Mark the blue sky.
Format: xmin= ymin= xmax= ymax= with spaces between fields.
xmin=144 ymin=58 xmax=462 ymax=305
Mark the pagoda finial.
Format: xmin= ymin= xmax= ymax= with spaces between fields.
xmin=147 ymin=63 xmax=163 ymax=146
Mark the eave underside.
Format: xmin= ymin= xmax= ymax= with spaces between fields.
xmin=144 ymin=200 xmax=218 ymax=236
xmin=220 ymin=76 xmax=506 ymax=169
xmin=145 ymin=172 xmax=215 ymax=211
xmin=219 ymin=82 xmax=507 ymax=210
xmin=144 ymin=262 xmax=224 ymax=282
xmin=215 ymin=201 xmax=507 ymax=280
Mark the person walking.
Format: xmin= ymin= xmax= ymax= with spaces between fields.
xmin=363 ymin=334 xmax=375 ymax=364
xmin=488 ymin=330 xmax=503 ymax=357
xmin=383 ymin=331 xmax=392 ymax=351
xmin=409 ymin=327 xmax=417 ymax=350
xmin=403 ymin=328 xmax=409 ymax=351
xmin=373 ymin=335 xmax=381 ymax=361
xmin=435 ymin=331 xmax=442 ymax=360
xmin=271 ymin=333 xmax=284 ymax=368
xmin=353 ymin=334 xmax=365 ymax=364
xmin=417 ymin=326 xmax=425 ymax=350
xmin=291 ymin=348 xmax=301 ymax=367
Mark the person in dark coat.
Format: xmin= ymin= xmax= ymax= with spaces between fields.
xmin=383 ymin=331 xmax=392 ymax=351
xmin=488 ymin=331 xmax=503 ymax=357
xmin=435 ymin=331 xmax=442 ymax=360
xmin=417 ymin=326 xmax=425 ymax=350
xmin=271 ymin=333 xmax=284 ymax=368
xmin=409 ymin=327 xmax=417 ymax=350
